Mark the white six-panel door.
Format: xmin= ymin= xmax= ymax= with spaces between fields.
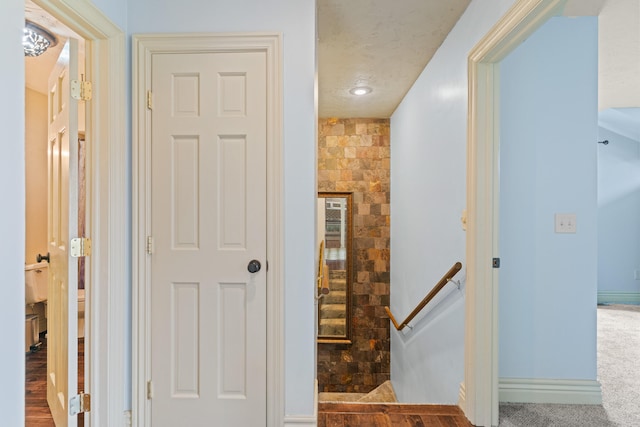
xmin=149 ymin=50 xmax=267 ymax=426
xmin=47 ymin=39 xmax=79 ymax=427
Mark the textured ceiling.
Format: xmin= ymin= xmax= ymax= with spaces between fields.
xmin=317 ymin=0 xmax=471 ymax=118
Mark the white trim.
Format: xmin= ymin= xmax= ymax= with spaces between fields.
xmin=597 ymin=291 xmax=640 ymax=305
xmin=284 ymin=416 xmax=318 ymax=427
xmin=132 ymin=33 xmax=284 ymax=427
xmin=284 ymin=379 xmax=317 ymax=426
xmin=457 ymin=381 xmax=467 ymax=410
xmin=464 ymin=1 xmax=567 ymax=426
xmin=32 ymin=1 xmax=126 ymax=426
xmin=499 ymin=378 xmax=602 ymax=404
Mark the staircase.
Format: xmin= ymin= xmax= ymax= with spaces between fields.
xmin=318 ymin=269 xmax=347 ymax=336
xmin=318 ymin=380 xmax=398 ymax=403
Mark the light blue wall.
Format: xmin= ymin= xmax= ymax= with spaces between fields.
xmin=597 ymin=126 xmax=640 ymax=295
xmin=0 ymin=0 xmax=316 ymax=421
xmin=390 ymin=0 xmax=517 ymax=403
xmin=499 ymin=17 xmax=598 ymax=379
xmin=0 ymin=0 xmax=26 ymax=424
xmin=91 ymin=0 xmax=127 ymax=31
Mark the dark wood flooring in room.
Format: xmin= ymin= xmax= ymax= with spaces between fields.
xmin=318 ymin=402 xmax=474 ymax=427
xmin=25 ymin=334 xmax=84 ymax=427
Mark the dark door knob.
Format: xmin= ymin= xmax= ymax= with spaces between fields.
xmin=247 ymin=260 xmax=261 ymax=273
xmin=37 ymin=252 xmax=50 ymax=263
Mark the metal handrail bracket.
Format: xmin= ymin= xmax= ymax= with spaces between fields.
xmin=385 ymin=262 xmax=463 ymax=331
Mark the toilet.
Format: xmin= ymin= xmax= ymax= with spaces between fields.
xmin=25 ymin=262 xmax=48 ymax=352
xmin=25 ymin=262 xmax=86 ymax=343
xmin=25 ymin=262 xmax=48 ymax=306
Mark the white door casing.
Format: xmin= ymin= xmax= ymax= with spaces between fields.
xmin=32 ymin=1 xmax=127 ymax=425
xmin=463 ymin=1 xmax=566 ymax=426
xmin=47 ymin=39 xmax=79 ymax=427
xmin=151 ymin=50 xmax=267 ymax=426
xmin=133 ymin=33 xmax=283 ymax=427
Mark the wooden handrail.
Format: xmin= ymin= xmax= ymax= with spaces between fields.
xmin=385 ymin=262 xmax=463 ymax=331
xmin=316 ymin=240 xmax=330 ymax=299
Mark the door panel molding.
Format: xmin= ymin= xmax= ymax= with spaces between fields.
xmin=47 ymin=38 xmax=80 ymax=427
xmin=132 ymin=33 xmax=283 ymax=427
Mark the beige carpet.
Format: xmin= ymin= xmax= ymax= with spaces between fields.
xmin=499 ymin=304 xmax=640 ymax=426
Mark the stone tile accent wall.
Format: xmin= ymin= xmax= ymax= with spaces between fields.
xmin=317 ymin=118 xmax=390 ymax=393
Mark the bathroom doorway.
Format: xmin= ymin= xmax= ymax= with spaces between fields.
xmin=24 ymin=1 xmax=88 ymax=425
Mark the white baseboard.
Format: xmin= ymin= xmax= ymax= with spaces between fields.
xmin=598 ymin=291 xmax=640 ymax=305
xmin=283 ymin=415 xmax=317 ymax=426
xmin=283 ymin=379 xmax=318 ymax=426
xmin=457 ymin=382 xmax=467 ymax=411
xmin=499 ymin=378 xmax=602 ymax=404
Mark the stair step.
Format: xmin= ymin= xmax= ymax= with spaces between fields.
xmin=357 ymin=380 xmax=397 ymax=402
xmin=318 ymin=381 xmax=398 ymax=403
xmin=320 ymin=304 xmax=346 ymax=318
xmin=329 ymin=278 xmax=346 ymax=291
xmin=318 ymin=318 xmax=346 ymax=336
xmin=323 ymin=291 xmax=346 ymax=304
xmin=329 ymin=269 xmax=347 ymax=280
xmin=320 ymin=317 xmax=345 ymax=323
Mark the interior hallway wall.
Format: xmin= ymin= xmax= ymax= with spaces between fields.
xmin=499 ymin=16 xmax=598 ymax=382
xmin=3 ymin=0 xmax=317 ymax=420
xmin=0 ymin=0 xmax=26 ymax=423
xmin=126 ymin=0 xmax=318 ymax=418
xmin=317 ymin=118 xmax=391 ymax=393
xmin=390 ymin=0 xmax=519 ymax=404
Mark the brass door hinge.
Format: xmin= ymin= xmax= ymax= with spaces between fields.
xmin=71 ymin=237 xmax=92 ymax=258
xmin=71 ymin=78 xmax=92 ymax=101
xmin=70 ymin=392 xmax=91 ymax=415
xmin=147 ymin=90 xmax=153 ymax=110
xmin=146 ymin=236 xmax=153 ymax=255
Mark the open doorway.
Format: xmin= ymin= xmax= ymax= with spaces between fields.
xmin=6 ymin=0 xmax=127 ymax=424
xmin=24 ymin=1 xmax=88 ymax=425
xmin=465 ymin=1 xmax=639 ymax=425
xmin=594 ymin=10 xmax=640 ymax=421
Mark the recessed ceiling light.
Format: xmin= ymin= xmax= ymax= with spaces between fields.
xmin=349 ymin=86 xmax=372 ymax=96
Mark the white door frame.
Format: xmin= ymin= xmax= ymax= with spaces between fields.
xmin=32 ymin=0 xmax=127 ymax=425
xmin=463 ymin=0 xmax=566 ymax=426
xmin=131 ymin=33 xmax=284 ymax=427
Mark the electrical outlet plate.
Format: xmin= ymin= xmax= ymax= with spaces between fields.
xmin=555 ymin=213 xmax=576 ymax=233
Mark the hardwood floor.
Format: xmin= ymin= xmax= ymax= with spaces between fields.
xmin=318 ymin=402 xmax=474 ymax=427
xmin=28 ymin=338 xmax=471 ymax=427
xmin=25 ymin=334 xmax=85 ymax=427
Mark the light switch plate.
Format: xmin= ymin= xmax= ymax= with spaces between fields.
xmin=555 ymin=213 xmax=577 ymax=233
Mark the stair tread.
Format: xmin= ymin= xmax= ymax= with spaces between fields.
xmin=320 ymin=304 xmax=346 ymax=309
xmin=319 ymin=318 xmax=346 ymax=326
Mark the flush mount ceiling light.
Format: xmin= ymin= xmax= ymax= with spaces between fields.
xmin=349 ymin=86 xmax=372 ymax=96
xmin=23 ymin=20 xmax=58 ymax=57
